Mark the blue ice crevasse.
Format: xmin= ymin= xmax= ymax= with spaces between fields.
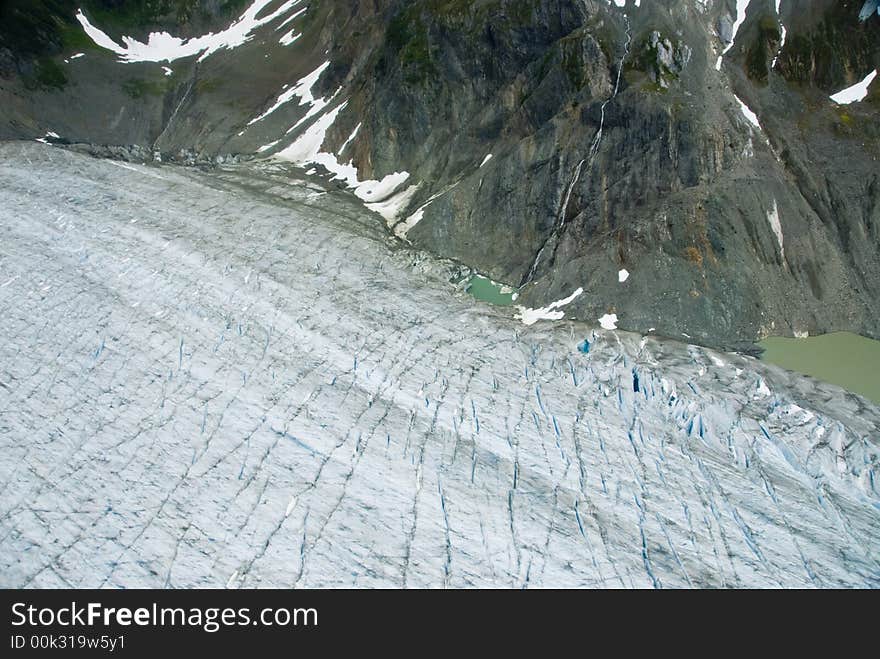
xmin=860 ymin=0 xmax=879 ymax=21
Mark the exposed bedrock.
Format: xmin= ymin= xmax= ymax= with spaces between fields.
xmin=0 ymin=0 xmax=878 ymax=349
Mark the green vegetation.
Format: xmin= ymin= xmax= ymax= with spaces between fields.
xmin=0 ymin=0 xmax=249 ymax=62
xmin=22 ymin=57 xmax=68 ymax=90
xmin=776 ymin=2 xmax=880 ymax=89
xmin=195 ymin=77 xmax=222 ymax=93
xmin=34 ymin=57 xmax=67 ymax=88
xmin=380 ymin=0 xmax=545 ymax=85
xmin=384 ymin=6 xmax=436 ymax=84
xmin=80 ymin=0 xmax=248 ymax=32
xmin=122 ymin=77 xmax=167 ymax=98
xmin=745 ymin=15 xmax=781 ymax=85
xmin=625 ymin=31 xmax=680 ymax=93
xmin=557 ymin=32 xmax=589 ymax=89
xmin=0 ymin=0 xmax=79 ymax=57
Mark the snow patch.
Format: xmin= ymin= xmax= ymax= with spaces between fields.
xmin=395 ymin=207 xmax=425 ymax=240
xmin=279 ymin=29 xmax=301 ymax=46
xmin=772 ymin=1 xmax=787 ymax=69
xmin=830 ymin=69 xmax=877 ymax=104
xmin=355 ymin=173 xmax=411 ymax=203
xmin=75 ymin=0 xmax=304 ymax=63
xmin=278 ymin=5 xmax=307 ymax=45
xmin=248 ymin=62 xmax=331 ymax=127
xmin=35 ymin=131 xmax=60 ymax=144
xmin=735 ymin=95 xmax=761 ymax=130
xmin=268 ymin=78 xmax=415 ymax=224
xmin=767 ymin=199 xmax=784 ymax=262
xmin=598 ymin=313 xmax=619 ymax=330
xmin=516 ymin=288 xmax=584 ymax=326
xmin=716 ymin=0 xmax=751 ymax=71
xmin=366 ymin=184 xmax=421 ymax=225
xmin=339 ymin=123 xmax=361 ymax=154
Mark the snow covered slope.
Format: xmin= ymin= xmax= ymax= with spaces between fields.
xmin=1 ymin=143 xmax=877 ymax=588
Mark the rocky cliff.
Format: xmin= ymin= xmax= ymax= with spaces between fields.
xmin=1 ymin=0 xmax=878 ymax=349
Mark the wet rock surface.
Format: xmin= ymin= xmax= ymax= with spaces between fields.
xmin=1 ymin=143 xmax=877 ymax=588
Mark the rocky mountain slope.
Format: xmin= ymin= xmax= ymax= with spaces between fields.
xmin=1 ymin=0 xmax=878 ymax=349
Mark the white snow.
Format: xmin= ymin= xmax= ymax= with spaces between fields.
xmin=285 ymin=495 xmax=298 ymax=517
xmin=735 ymin=95 xmax=762 ymax=129
xmin=366 ymin=184 xmax=421 ymax=225
xmin=394 ymin=190 xmax=448 ymax=239
xmin=266 ymin=70 xmax=415 ymax=224
xmin=275 ymin=105 xmax=414 ymax=222
xmin=618 ymin=269 xmax=630 ymax=283
xmin=279 ymin=29 xmax=301 ymax=46
xmin=161 ymin=66 xmax=173 ymax=76
xmin=75 ymin=0 xmax=303 ymax=63
xmin=830 ymin=69 xmax=877 ymax=105
xmin=772 ymin=1 xmax=787 ymax=70
xmin=106 ymin=160 xmax=167 ymax=182
xmin=786 ymin=404 xmax=815 ymax=423
xmin=598 ymin=313 xmax=619 ymax=330
xmin=767 ymin=199 xmax=784 ymax=261
xmin=275 ymin=101 xmax=345 ymax=163
xmin=515 ymin=288 xmax=583 ymax=326
xmin=716 ymin=0 xmax=752 ymax=71
xmin=480 ymin=154 xmax=493 ymax=168
xmin=35 ymin=131 xmax=60 ymax=144
xmin=395 ymin=207 xmax=425 ymax=240
xmin=278 ymin=5 xmax=307 ymax=45
xmin=355 ymin=172 xmax=412 ymax=203
xmin=248 ymin=62 xmax=331 ymax=126
xmin=339 ymin=123 xmax=361 ymax=154
xmin=771 ymin=22 xmax=786 ymax=69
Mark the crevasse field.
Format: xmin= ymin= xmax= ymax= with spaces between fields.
xmin=1 ymin=143 xmax=877 ymax=588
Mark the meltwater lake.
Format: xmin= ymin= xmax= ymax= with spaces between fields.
xmin=465 ymin=275 xmax=516 ymax=306
xmin=759 ymin=332 xmax=880 ymax=405
xmin=463 ymin=273 xmax=880 ymax=406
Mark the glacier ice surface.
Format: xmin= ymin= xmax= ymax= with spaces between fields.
xmin=0 ymin=143 xmax=878 ymax=588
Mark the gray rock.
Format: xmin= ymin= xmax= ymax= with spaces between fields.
xmin=0 ymin=0 xmax=878 ymax=350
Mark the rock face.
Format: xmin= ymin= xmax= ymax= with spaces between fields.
xmin=0 ymin=0 xmax=878 ymax=349
xmin=1 ymin=143 xmax=878 ymax=588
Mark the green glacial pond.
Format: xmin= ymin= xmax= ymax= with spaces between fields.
xmin=466 ymin=275 xmax=517 ymax=306
xmin=759 ymin=332 xmax=880 ymax=405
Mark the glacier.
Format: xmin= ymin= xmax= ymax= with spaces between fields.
xmin=0 ymin=143 xmax=878 ymax=588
